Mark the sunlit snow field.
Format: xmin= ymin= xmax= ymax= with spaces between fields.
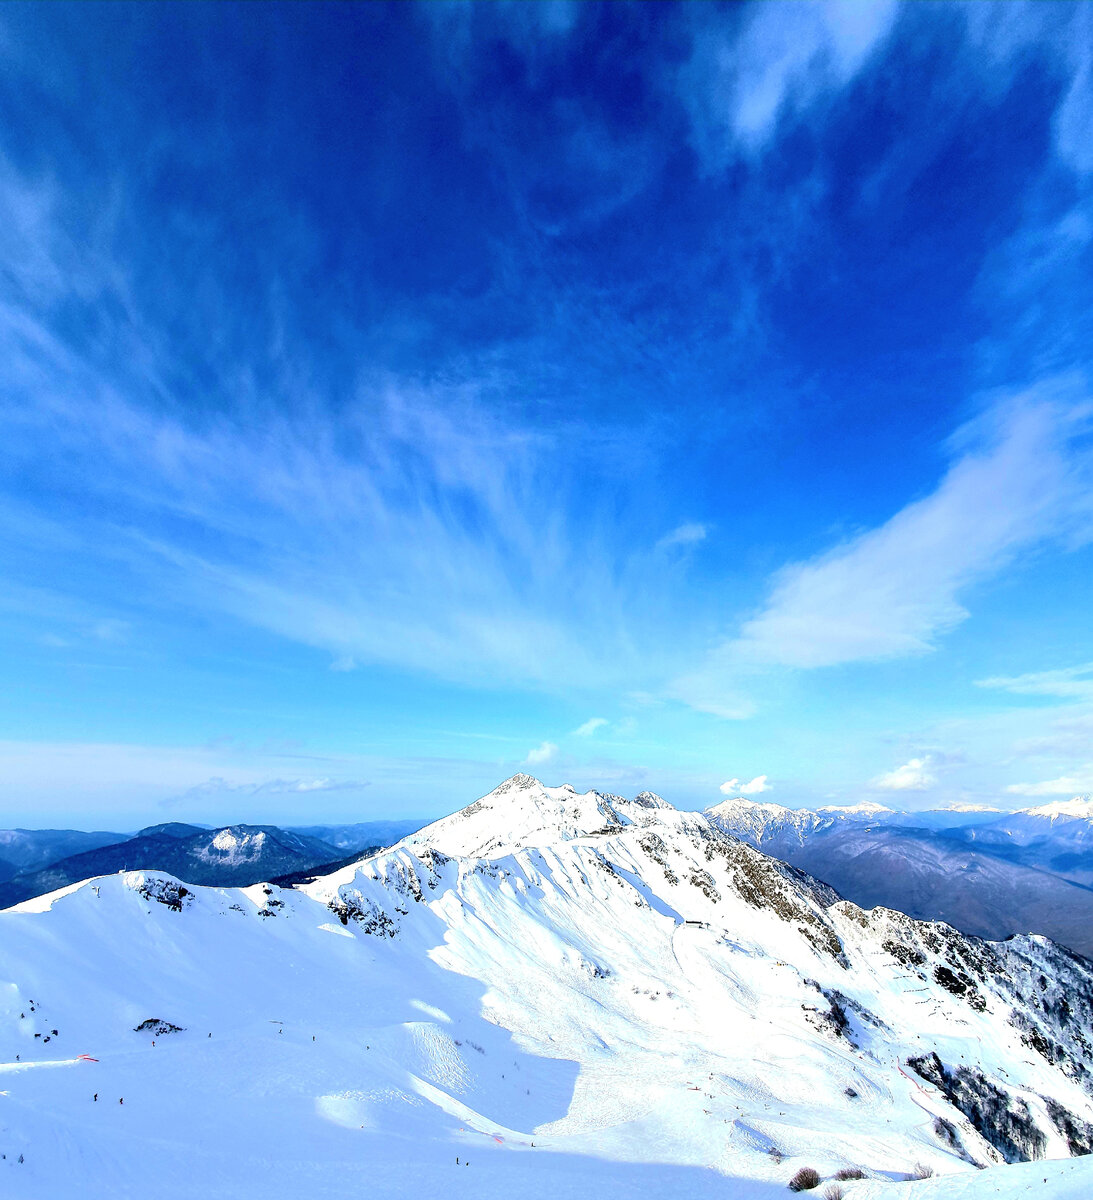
xmin=2 ymin=780 xmax=1092 ymax=1199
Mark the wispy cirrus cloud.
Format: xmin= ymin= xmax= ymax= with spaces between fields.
xmin=656 ymin=522 xmax=707 ymax=551
xmin=573 ymin=718 xmax=608 ymax=737
xmin=958 ymin=1 xmax=1093 ymax=178
xmin=977 ymin=662 xmax=1093 ymax=702
xmin=0 ymin=290 xmax=686 ymax=700
xmin=0 ymin=144 xmax=713 ymax=698
xmin=182 ymin=777 xmax=369 ymax=797
xmin=679 ymin=0 xmax=898 ymax=168
xmin=1012 ymin=712 xmax=1093 ymax=760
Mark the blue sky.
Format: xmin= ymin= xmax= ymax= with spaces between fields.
xmin=1 ymin=1 xmax=1092 ymax=827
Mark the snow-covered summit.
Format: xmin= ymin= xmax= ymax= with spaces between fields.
xmin=1018 ymin=796 xmax=1093 ymax=822
xmin=816 ymin=801 xmax=893 ymax=817
xmin=403 ymin=774 xmax=691 ymax=857
xmin=705 ymin=796 xmax=825 ymax=845
xmin=963 ymin=797 xmax=1093 ymax=853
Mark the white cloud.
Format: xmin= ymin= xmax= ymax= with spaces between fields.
xmin=179 ymin=776 xmax=369 ymax=798
xmin=681 ymin=0 xmax=898 ymax=168
xmin=1012 ymin=711 xmax=1093 ymax=759
xmin=674 ymin=392 xmax=1093 ymax=719
xmin=977 ymin=662 xmax=1093 ymax=701
xmin=0 ymin=740 xmax=373 ymax=818
xmin=1055 ymin=41 xmax=1093 ymax=175
xmin=960 ymin=1 xmax=1093 ymax=177
xmin=573 ymin=717 xmax=608 ymax=737
xmin=0 ymin=364 xmax=682 ymax=694
xmin=656 ymin=522 xmax=707 ymax=551
xmin=737 ymin=398 xmax=1090 ymax=668
xmin=719 ymin=774 xmax=770 ymax=796
xmin=1006 ymin=768 xmax=1093 ymax=797
xmin=524 ymin=741 xmax=558 ymax=766
xmin=0 ymin=154 xmax=695 ymax=699
xmin=0 ymin=738 xmax=502 ymax=826
xmin=872 ymin=757 xmax=938 ymax=792
xmin=91 ymin=618 xmax=129 ymax=642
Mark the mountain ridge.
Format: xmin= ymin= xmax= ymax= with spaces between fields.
xmin=3 ymin=773 xmax=1093 ymax=1198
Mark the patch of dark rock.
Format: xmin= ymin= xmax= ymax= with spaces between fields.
xmin=136 ymin=879 xmax=191 ymax=911
xmin=933 ymin=964 xmax=987 ymax=1011
xmin=134 ymin=1018 xmax=184 ymax=1035
xmin=1044 ymin=1096 xmax=1093 ymax=1156
xmin=907 ymin=1052 xmax=1045 ymax=1163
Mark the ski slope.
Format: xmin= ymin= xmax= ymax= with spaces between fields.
xmin=1 ymin=775 xmax=1091 ymax=1199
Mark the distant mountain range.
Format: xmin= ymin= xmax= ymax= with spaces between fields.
xmin=0 ymin=818 xmax=426 ymax=909
xmin=7 ymin=796 xmax=1093 ymax=963
xmin=286 ymin=820 xmax=426 ymax=854
xmin=0 ymin=827 xmax=128 ymax=882
xmin=706 ymin=795 xmax=1093 ymax=958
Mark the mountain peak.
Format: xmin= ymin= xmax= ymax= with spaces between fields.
xmin=501 ymin=772 xmax=542 ymax=790
xmin=707 ymin=795 xmax=790 ymax=814
xmin=816 ymin=801 xmax=893 ymax=816
xmin=705 ymin=797 xmax=824 ymax=846
xmin=1019 ymin=795 xmax=1093 ymax=821
xmin=405 ymin=777 xmax=678 ymax=857
xmin=706 ymin=796 xmax=794 ymax=825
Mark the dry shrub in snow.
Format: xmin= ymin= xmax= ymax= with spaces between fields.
xmin=834 ymin=1167 xmax=866 ymax=1180
xmin=788 ymin=1166 xmax=822 ymax=1192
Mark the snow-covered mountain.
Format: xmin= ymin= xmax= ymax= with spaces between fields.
xmin=2 ymin=774 xmax=1092 ymax=1199
xmin=0 ymin=824 xmax=342 ymax=908
xmin=704 ymin=797 xmax=830 ymax=846
xmin=961 ymin=796 xmax=1093 ymax=853
xmin=705 ymin=797 xmax=1013 ymax=844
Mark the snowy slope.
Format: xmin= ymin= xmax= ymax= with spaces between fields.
xmin=1 ymin=775 xmax=1092 ymax=1200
